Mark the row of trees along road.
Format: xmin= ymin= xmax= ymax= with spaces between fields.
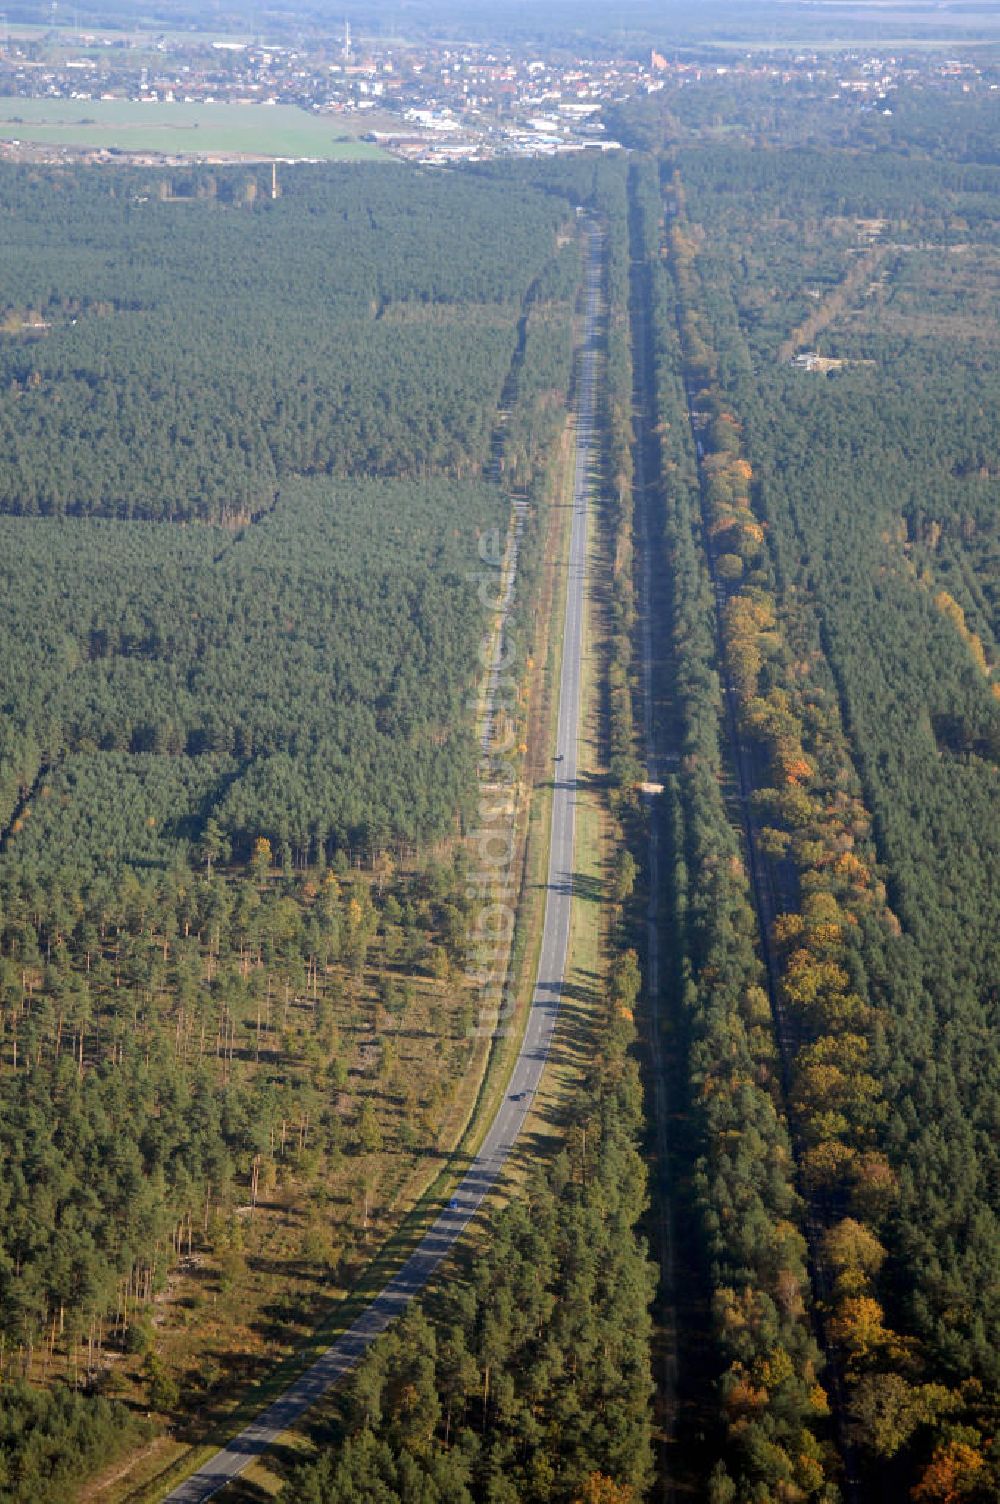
xmin=0 ymin=157 xmax=602 ymax=1492
xmin=613 ymin=76 xmax=1000 ymax=1500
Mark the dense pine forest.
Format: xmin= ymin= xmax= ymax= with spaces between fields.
xmin=0 ymin=153 xmax=625 ymax=1497
xmin=0 ymin=476 xmax=506 ymax=869
xmin=618 ymin=71 xmax=1000 ymax=1504
xmin=0 ymin=165 xmax=569 ymax=520
xmin=3 ymin=52 xmax=999 ymax=1504
xmin=0 ymin=162 xmax=584 ymax=873
xmin=283 ymin=960 xmax=656 ymax=1504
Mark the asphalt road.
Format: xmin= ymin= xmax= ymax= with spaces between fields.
xmin=162 ymin=222 xmax=605 ymax=1504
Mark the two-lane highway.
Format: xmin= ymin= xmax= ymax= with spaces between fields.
xmin=163 ymin=221 xmax=606 ymax=1504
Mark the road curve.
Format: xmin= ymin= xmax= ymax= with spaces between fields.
xmin=162 ymin=222 xmax=605 ymax=1504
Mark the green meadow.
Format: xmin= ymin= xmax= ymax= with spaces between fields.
xmin=0 ymin=97 xmax=386 ymax=158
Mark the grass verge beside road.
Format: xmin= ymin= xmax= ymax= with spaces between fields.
xmin=104 ymin=248 xmax=614 ymax=1504
xmin=108 ymin=404 xmax=582 ymax=1504
xmin=219 ymin=422 xmax=589 ymax=1503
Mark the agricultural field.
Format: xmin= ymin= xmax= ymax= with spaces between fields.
xmin=0 ymin=98 xmax=384 ymax=158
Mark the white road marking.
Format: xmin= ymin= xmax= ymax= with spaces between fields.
xmin=163 ymin=222 xmax=606 ymax=1504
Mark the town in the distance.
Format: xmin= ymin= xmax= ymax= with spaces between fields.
xmin=0 ymin=0 xmax=999 ymax=1501
xmin=0 ymin=13 xmax=996 ymax=165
